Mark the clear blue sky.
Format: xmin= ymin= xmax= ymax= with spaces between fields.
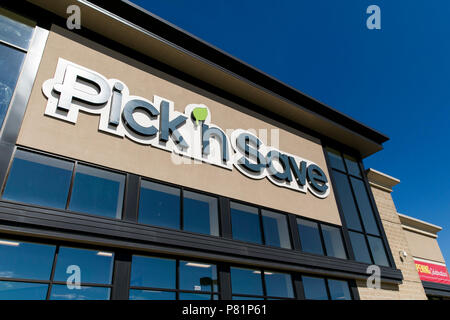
xmin=131 ymin=0 xmax=450 ymax=264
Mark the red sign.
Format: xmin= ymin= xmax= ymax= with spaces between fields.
xmin=414 ymin=259 xmax=450 ymax=284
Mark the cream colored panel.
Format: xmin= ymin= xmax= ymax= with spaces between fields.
xmin=404 ymin=229 xmax=445 ymax=264
xmin=17 ymin=25 xmax=342 ymax=225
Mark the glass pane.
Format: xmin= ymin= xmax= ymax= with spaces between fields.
xmin=0 ymin=281 xmax=47 ymax=300
xmin=349 ymin=232 xmax=372 ymax=264
xmin=343 ymin=154 xmax=362 ymax=177
xmin=0 ymin=239 xmax=55 ymax=280
xmin=138 ymin=180 xmax=180 ymax=229
xmin=130 ymin=255 xmax=175 ymax=289
xmin=0 ymin=8 xmax=34 ymax=49
xmin=230 ymin=267 xmax=263 ymax=296
xmin=326 ymin=147 xmax=345 ymax=171
xmin=68 ymin=164 xmax=125 ymax=219
xmin=179 ymin=292 xmax=215 ymax=300
xmin=264 ymin=271 xmax=294 ymax=298
xmin=302 ymin=276 xmax=328 ymax=300
xmin=0 ymin=45 xmax=26 ymax=129
xmin=129 ymin=289 xmax=175 ymax=300
xmin=368 ymin=236 xmax=390 ymax=267
xmin=50 ymin=285 xmax=110 ymax=300
xmin=2 ymin=150 xmax=73 ymax=209
xmin=179 ymin=261 xmax=217 ymax=292
xmin=321 ymin=225 xmax=347 ymax=259
xmin=53 ymin=247 xmax=114 ymax=285
xmin=232 ymin=296 xmax=264 ymax=300
xmin=261 ymin=210 xmax=291 ymax=249
xmin=328 ymin=279 xmax=352 ymax=300
xmin=230 ymin=202 xmax=262 ymax=244
xmin=297 ymin=218 xmax=324 ymax=255
xmin=331 ymin=171 xmax=362 ymax=231
xmin=183 ymin=191 xmax=219 ymax=236
xmin=350 ymin=177 xmax=379 ymax=235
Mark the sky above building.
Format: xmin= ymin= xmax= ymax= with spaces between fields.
xmin=130 ymin=0 xmax=450 ymax=263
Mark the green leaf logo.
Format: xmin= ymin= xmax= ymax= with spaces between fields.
xmin=192 ymin=107 xmax=208 ymax=125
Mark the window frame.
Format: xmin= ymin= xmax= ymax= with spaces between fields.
xmin=323 ymin=144 xmax=395 ymax=268
xmin=0 ymin=147 xmax=127 ymax=221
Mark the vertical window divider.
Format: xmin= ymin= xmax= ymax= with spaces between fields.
xmin=180 ymin=187 xmax=184 ymax=231
xmin=45 ymin=245 xmax=59 ymax=300
xmin=175 ymin=259 xmax=180 ymax=300
xmin=111 ymin=250 xmax=132 ymax=300
xmin=292 ymin=273 xmax=305 ymax=300
xmin=219 ymin=197 xmax=232 ymax=239
xmin=65 ymin=161 xmax=77 ymax=210
xmin=260 ymin=269 xmax=267 ymax=299
xmin=218 ymin=263 xmax=231 ymax=300
xmin=288 ymin=214 xmax=302 ymax=251
xmin=324 ymin=279 xmax=332 ymax=300
xmin=122 ymin=174 xmax=140 ymax=222
xmin=317 ymin=223 xmax=328 ymax=256
xmin=258 ymin=208 xmax=266 ymax=245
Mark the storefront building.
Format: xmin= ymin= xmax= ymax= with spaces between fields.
xmin=0 ymin=0 xmax=447 ymax=300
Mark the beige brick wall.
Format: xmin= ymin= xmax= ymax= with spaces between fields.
xmin=357 ymin=184 xmax=427 ymax=300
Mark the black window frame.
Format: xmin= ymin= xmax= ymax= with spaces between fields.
xmin=323 ymin=144 xmax=395 ymax=268
xmin=0 ymin=147 xmax=127 ymax=221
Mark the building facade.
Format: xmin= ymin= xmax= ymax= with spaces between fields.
xmin=0 ymin=0 xmax=447 ymax=300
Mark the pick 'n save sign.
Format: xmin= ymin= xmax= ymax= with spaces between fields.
xmin=414 ymin=258 xmax=450 ymax=284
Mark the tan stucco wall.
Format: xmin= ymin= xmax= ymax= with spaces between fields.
xmin=403 ymin=229 xmax=445 ymax=264
xmin=16 ymin=25 xmax=342 ymax=225
xmin=357 ymin=183 xmax=427 ymax=300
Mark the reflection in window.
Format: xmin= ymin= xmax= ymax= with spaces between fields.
xmin=230 ymin=202 xmax=262 ymax=244
xmin=68 ymin=164 xmax=125 ymax=219
xmin=0 ymin=8 xmax=34 ymax=130
xmin=343 ymin=154 xmax=362 ymax=177
xmin=50 ymin=285 xmax=110 ymax=300
xmin=183 ymin=191 xmax=219 ymax=236
xmin=350 ymin=177 xmax=379 ymax=235
xmin=0 ymin=281 xmax=47 ymax=300
xmin=53 ymin=247 xmax=114 ymax=285
xmin=230 ymin=267 xmax=263 ymax=296
xmin=261 ymin=210 xmax=291 ymax=249
xmin=297 ymin=218 xmax=323 ymax=255
xmin=138 ymin=181 xmax=181 ymax=230
xmin=349 ymin=232 xmax=372 ymax=264
xmin=368 ymin=236 xmax=389 ymax=267
xmin=2 ymin=150 xmax=73 ymax=209
xmin=179 ymin=261 xmax=218 ymax=292
xmin=129 ymin=255 xmax=218 ymax=300
xmin=326 ymin=147 xmax=346 ymax=172
xmin=129 ymin=290 xmax=175 ymax=300
xmin=328 ymin=279 xmax=352 ymax=300
xmin=130 ymin=256 xmax=175 ymax=289
xmin=0 ymin=239 xmax=55 ymax=280
xmin=321 ymin=225 xmax=347 ymax=259
xmin=331 ymin=171 xmax=362 ymax=231
xmin=0 ymin=8 xmax=34 ymax=50
xmin=302 ymin=276 xmax=328 ymax=300
xmin=264 ymin=271 xmax=294 ymax=298
xmin=230 ymin=267 xmax=294 ymax=300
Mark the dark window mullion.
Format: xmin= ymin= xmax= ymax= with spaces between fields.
xmin=65 ymin=161 xmax=77 ymax=210
xmin=180 ymin=188 xmax=184 ymax=231
xmin=324 ymin=279 xmax=332 ymax=300
xmin=258 ymin=208 xmax=265 ymax=245
xmin=46 ymin=245 xmax=59 ymax=300
xmin=261 ymin=269 xmax=267 ymax=299
xmin=288 ymin=214 xmax=302 ymax=251
xmin=175 ymin=260 xmax=180 ymax=300
xmin=317 ymin=223 xmax=328 ymax=256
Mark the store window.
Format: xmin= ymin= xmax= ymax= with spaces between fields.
xmin=297 ymin=218 xmax=347 ymax=259
xmin=138 ymin=180 xmax=220 ymax=237
xmin=68 ymin=164 xmax=125 ymax=219
xmin=2 ymin=150 xmax=73 ymax=209
xmin=230 ymin=266 xmax=294 ymax=300
xmin=231 ymin=202 xmax=291 ymax=249
xmin=183 ymin=191 xmax=219 ymax=236
xmin=326 ymin=147 xmax=390 ymax=267
xmin=302 ymin=275 xmax=352 ymax=300
xmin=0 ymin=9 xmax=34 ymax=130
xmin=2 ymin=150 xmax=126 ymax=220
xmin=0 ymin=238 xmax=113 ymax=300
xmin=129 ymin=255 xmax=218 ymax=300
